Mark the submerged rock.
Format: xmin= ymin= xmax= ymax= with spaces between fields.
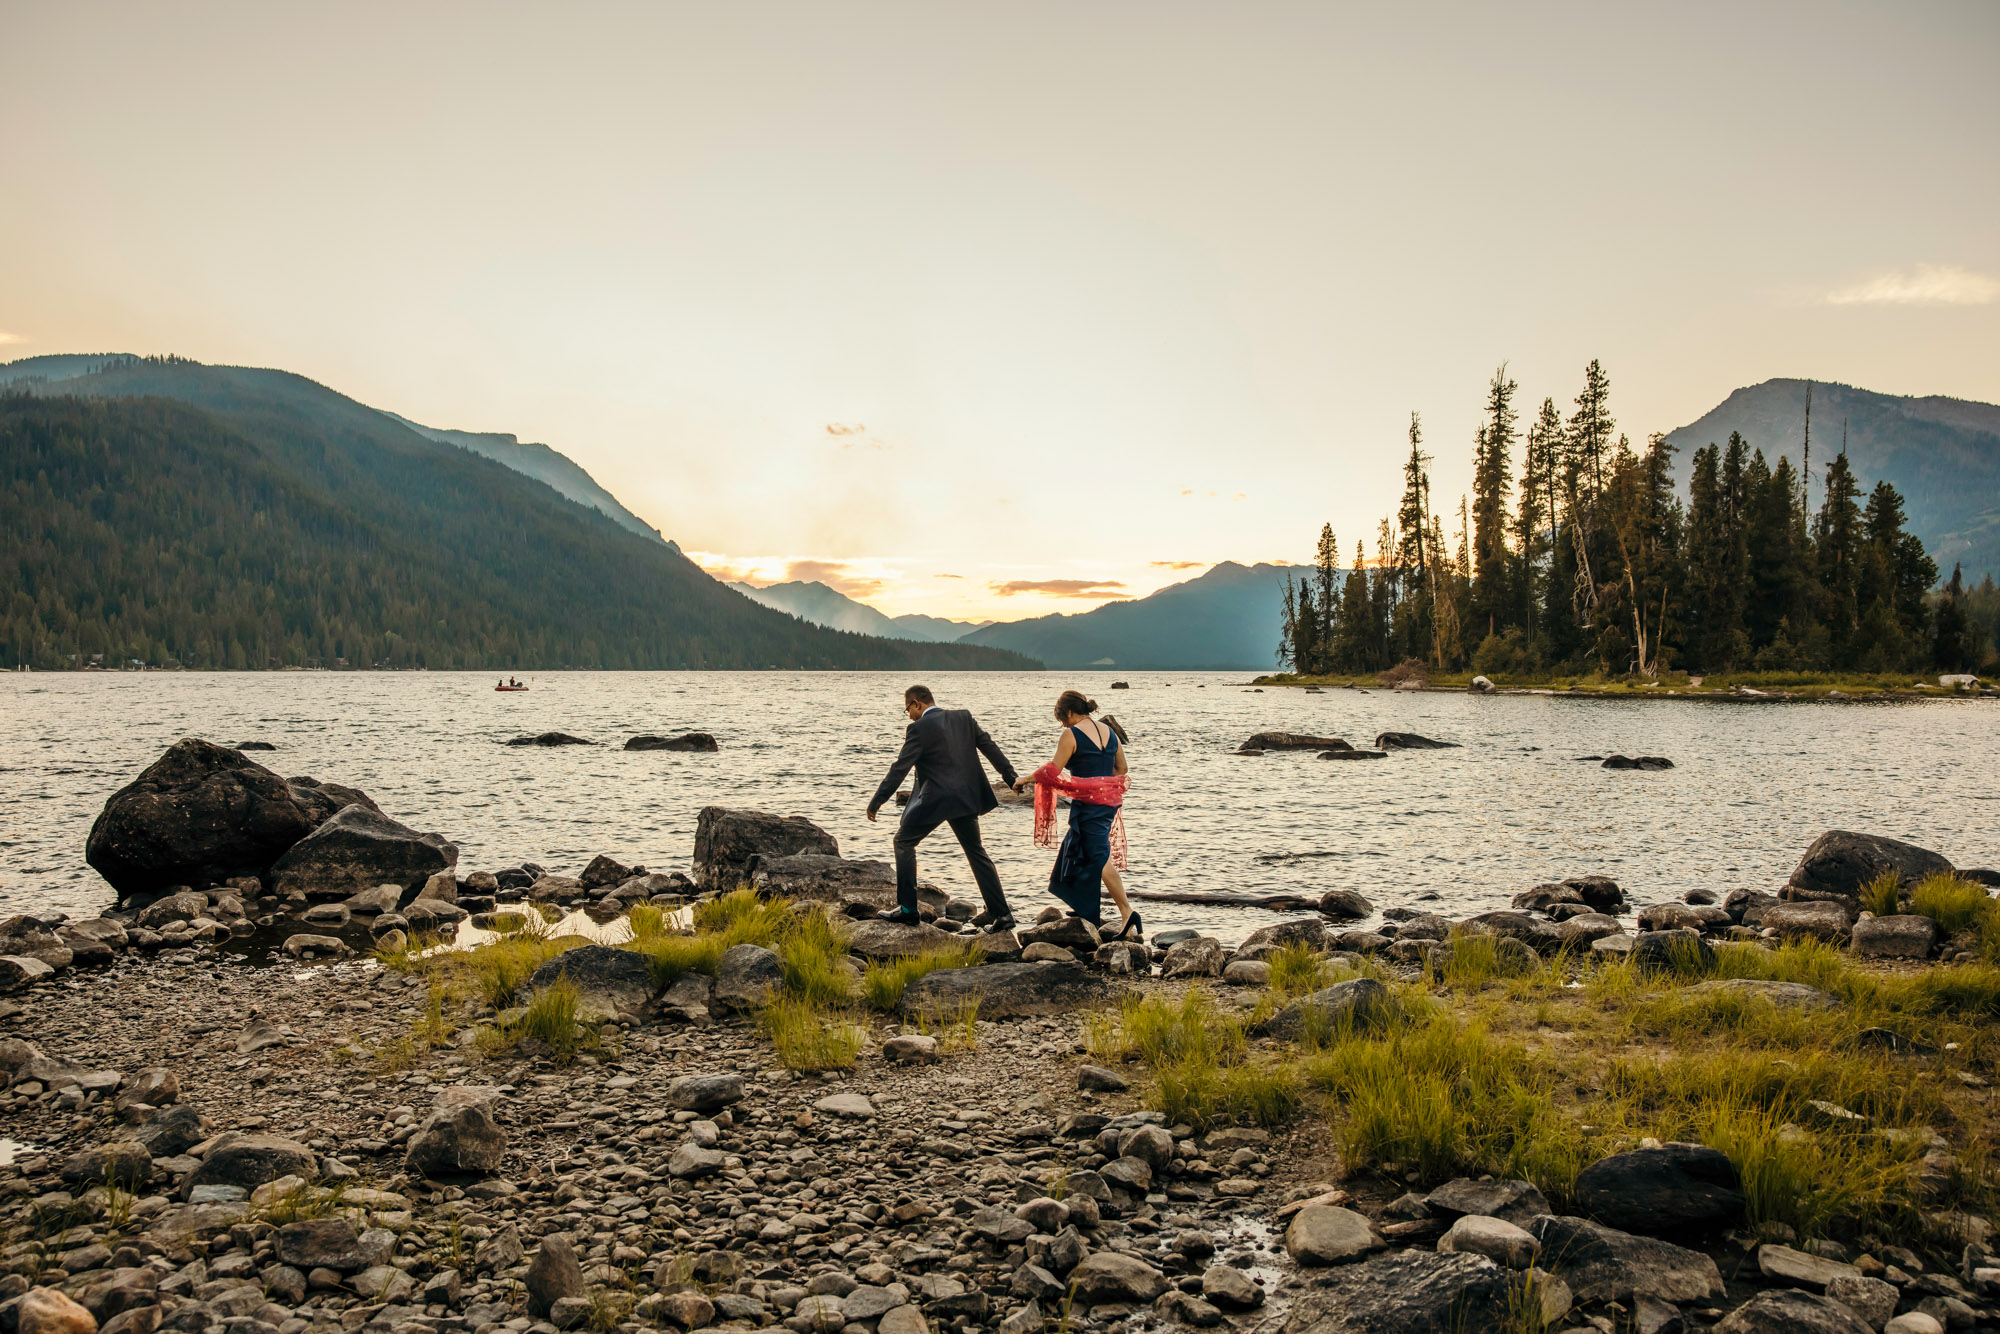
xmin=1602 ymin=755 xmax=1675 ymax=770
xmin=1373 ymin=732 xmax=1460 ymax=750
xmin=625 ymin=732 xmax=719 ymax=752
xmin=1239 ymin=732 xmax=1348 ymax=753
xmin=506 ymin=732 xmax=592 ymax=747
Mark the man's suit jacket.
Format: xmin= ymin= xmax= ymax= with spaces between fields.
xmin=869 ymin=707 xmax=1019 ymax=826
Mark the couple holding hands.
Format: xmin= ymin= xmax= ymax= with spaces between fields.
xmin=864 ymin=684 xmax=1141 ymax=941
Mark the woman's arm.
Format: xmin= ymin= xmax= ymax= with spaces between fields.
xmin=1016 ymin=728 xmax=1077 ymax=790
xmin=1114 ymin=741 xmax=1128 ymax=776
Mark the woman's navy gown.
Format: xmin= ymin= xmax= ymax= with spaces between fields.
xmin=1048 ymin=724 xmax=1120 ymax=925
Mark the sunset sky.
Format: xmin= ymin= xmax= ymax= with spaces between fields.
xmin=3 ymin=2 xmax=1996 ymax=620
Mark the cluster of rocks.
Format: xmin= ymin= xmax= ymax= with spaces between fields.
xmin=502 ymin=735 xmax=719 ymax=752
xmin=1234 ymin=732 xmax=1461 ymax=762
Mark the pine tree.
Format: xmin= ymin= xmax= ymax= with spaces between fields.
xmin=1333 ymin=539 xmax=1375 ymax=671
xmin=1934 ymin=564 xmax=1975 ymax=670
xmin=1514 ymin=396 xmax=1560 ymax=646
xmin=1814 ymin=452 xmax=1864 ymax=665
xmin=1469 ymin=364 xmax=1517 ymax=640
xmin=1313 ymin=523 xmax=1342 ymax=672
xmin=1394 ymin=415 xmax=1433 ymax=662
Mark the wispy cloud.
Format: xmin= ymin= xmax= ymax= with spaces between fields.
xmin=1150 ymin=560 xmax=1206 ymax=570
xmin=1826 ymin=263 xmax=2000 ymax=307
xmin=0 ymin=330 xmax=26 ymax=345
xmin=989 ymin=579 xmax=1130 ymax=599
xmin=693 ymin=551 xmax=892 ymax=599
xmin=784 ymin=558 xmax=885 ymax=599
xmin=825 ymin=422 xmax=885 ymax=450
xmin=1178 ymin=487 xmax=1249 ymax=502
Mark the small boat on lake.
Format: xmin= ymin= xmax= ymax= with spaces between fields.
xmin=495 ymin=677 xmax=530 ymax=692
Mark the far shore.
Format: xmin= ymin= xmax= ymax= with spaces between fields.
xmin=1250 ymin=669 xmax=1997 ymax=703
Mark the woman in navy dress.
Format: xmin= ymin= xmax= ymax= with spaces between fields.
xmin=1016 ymin=690 xmax=1138 ymax=939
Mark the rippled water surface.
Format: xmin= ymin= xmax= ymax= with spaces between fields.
xmin=3 ymin=671 xmax=1996 ymax=936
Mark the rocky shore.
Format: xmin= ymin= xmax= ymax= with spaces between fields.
xmin=5 ymin=739 xmax=2000 ymax=1334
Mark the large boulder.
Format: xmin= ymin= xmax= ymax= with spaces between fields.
xmin=1284 ymin=1206 xmax=1385 ymax=1265
xmin=1788 ymin=831 xmax=1953 ymax=905
xmin=405 ymin=1086 xmax=507 ymax=1176
xmin=1161 ymin=936 xmax=1226 ymax=977
xmin=625 ymin=733 xmax=719 ymax=752
xmin=1280 ymin=1251 xmax=1513 ymax=1334
xmin=1235 ymin=918 xmax=1330 ymax=960
xmin=269 ymin=806 xmax=456 ymax=898
xmin=523 ymin=945 xmax=657 ymax=1020
xmin=1254 ymin=979 xmax=1395 ymax=1041
xmin=692 ymin=807 xmax=838 ymax=892
xmin=1529 ymin=1215 xmax=1724 ymax=1304
xmin=283 ymin=776 xmax=382 ymax=826
xmin=1631 ymin=929 xmax=1717 ymax=976
xmin=133 ymin=1104 xmax=206 ymax=1157
xmin=185 ymin=1133 xmax=318 ymax=1196
xmin=1511 ymin=876 xmax=1626 ymax=913
xmin=85 ymin=739 xmax=323 ymax=896
xmin=1461 ymin=911 xmax=1567 ymax=956
xmin=1573 ymin=1143 xmax=1744 ymax=1235
xmin=1318 ymin=889 xmax=1374 ymax=920
xmin=899 ymin=961 xmax=1117 ymax=1018
xmin=1068 ymin=1252 xmax=1168 ymax=1305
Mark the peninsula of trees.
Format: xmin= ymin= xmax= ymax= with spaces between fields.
xmin=1278 ymin=361 xmax=1995 ymax=680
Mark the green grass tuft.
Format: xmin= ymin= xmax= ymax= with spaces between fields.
xmin=762 ymin=997 xmax=867 ymax=1070
xmin=860 ymin=940 xmax=984 ymax=1011
xmin=1860 ymin=872 xmax=1903 ymax=919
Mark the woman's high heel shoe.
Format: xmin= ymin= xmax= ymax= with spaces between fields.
xmin=1115 ymin=910 xmax=1143 ymax=942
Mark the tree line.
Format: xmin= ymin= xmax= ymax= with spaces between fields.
xmin=0 ymin=394 xmax=1036 ymax=672
xmin=1279 ymin=361 xmax=1996 ymax=678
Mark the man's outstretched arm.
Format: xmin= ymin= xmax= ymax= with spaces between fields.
xmin=868 ymin=725 xmax=923 ymax=817
xmin=974 ymin=719 xmax=1019 ymax=789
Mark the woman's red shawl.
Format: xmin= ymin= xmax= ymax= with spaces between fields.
xmin=1030 ymin=763 xmax=1129 ymax=870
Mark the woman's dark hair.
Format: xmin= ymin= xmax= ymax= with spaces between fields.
xmin=1054 ymin=690 xmax=1098 ymax=719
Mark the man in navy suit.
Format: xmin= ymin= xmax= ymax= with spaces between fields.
xmin=866 ymin=684 xmax=1019 ymax=928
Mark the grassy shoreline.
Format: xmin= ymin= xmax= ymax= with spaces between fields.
xmin=1251 ymin=668 xmax=1995 ymax=702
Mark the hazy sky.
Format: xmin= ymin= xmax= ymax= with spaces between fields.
xmin=4 ymin=2 xmax=1996 ymax=619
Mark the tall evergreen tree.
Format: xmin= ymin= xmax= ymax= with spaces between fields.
xmin=1934 ymin=564 xmax=1975 ymax=670
xmin=1394 ymin=415 xmax=1433 ymax=662
xmin=1513 ymin=396 xmax=1561 ymax=647
xmin=1469 ymin=364 xmax=1517 ymax=640
xmin=1814 ymin=452 xmax=1865 ymax=664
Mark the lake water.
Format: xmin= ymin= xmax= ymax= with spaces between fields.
xmin=3 ymin=671 xmax=1997 ymax=939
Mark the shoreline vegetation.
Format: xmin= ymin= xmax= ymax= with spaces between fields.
xmin=1272 ymin=360 xmax=2000 ymax=689
xmin=1251 ymin=666 xmax=1998 ymax=702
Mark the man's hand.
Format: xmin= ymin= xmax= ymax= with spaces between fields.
xmin=865 ymin=806 xmax=879 ymax=823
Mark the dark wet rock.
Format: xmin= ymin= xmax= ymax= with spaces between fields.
xmin=405 ymin=1086 xmax=507 ymax=1176
xmin=1763 ymin=901 xmax=1854 ymax=940
xmin=666 ymin=1072 xmax=744 ymax=1112
xmin=1078 ymin=1064 xmax=1129 ymax=1092
xmin=1254 ymin=979 xmax=1396 ymax=1041
xmin=1239 ymin=733 xmax=1348 ymax=753
xmin=1574 ymin=1143 xmax=1745 ymax=1235
xmin=1373 ymin=732 xmax=1460 ymax=750
xmin=899 ymin=960 xmax=1116 ymax=1018
xmin=1512 ymin=875 xmax=1626 ymax=913
xmin=1318 ymin=889 xmax=1374 ymax=920
xmin=1284 ymin=1204 xmax=1385 ymax=1264
xmin=1632 ymin=929 xmax=1716 ymax=975
xmin=1712 ymin=1290 xmax=1874 ymax=1334
xmin=1200 ymin=1264 xmax=1264 ymax=1310
xmin=1020 ymin=916 xmax=1103 ymax=952
xmin=523 ymin=944 xmax=657 ymax=1019
xmin=525 ymin=1235 xmax=584 ymax=1317
xmin=577 ymin=855 xmax=632 ymax=890
xmin=1638 ymin=903 xmax=1705 ymax=932
xmin=692 ymin=806 xmax=839 ymax=892
xmin=283 ymin=776 xmax=382 ymax=826
xmin=1788 ymin=830 xmax=1954 ymax=905
xmin=755 ymin=854 xmax=947 ymax=917
xmin=1686 ymin=978 xmax=1838 ymax=1011
xmin=711 ymin=943 xmax=783 ymax=1011
xmin=1852 ymin=914 xmax=1942 ymax=959
xmin=185 ymin=1133 xmax=318 ymax=1195
xmin=269 ymin=805 xmax=457 ymax=898
xmin=1161 ymin=936 xmax=1226 ymax=977
xmin=1461 ymin=910 xmax=1567 ymax=955
xmin=1280 ymin=1251 xmax=1512 ymax=1333
xmin=1235 ymin=918 xmax=1330 ymax=959
xmin=1424 ymin=1178 xmax=1550 ymax=1228
xmin=114 ymin=1066 xmax=177 ymax=1111
xmin=845 ymin=917 xmax=965 ymax=959
xmin=506 ymin=732 xmax=592 ymax=747
xmin=1552 ymin=913 xmax=1624 ymax=948
xmin=0 ymin=956 xmax=53 ymax=992
xmin=1530 ymin=1215 xmax=1725 ymax=1304
xmin=85 ymin=739 xmax=324 ymax=896
xmin=133 ymin=1104 xmax=205 ymax=1157
xmin=625 ymin=732 xmax=718 ymax=752
xmin=1603 ymin=755 xmax=1675 ymax=769
xmin=1319 ymin=748 xmax=1388 ymax=760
